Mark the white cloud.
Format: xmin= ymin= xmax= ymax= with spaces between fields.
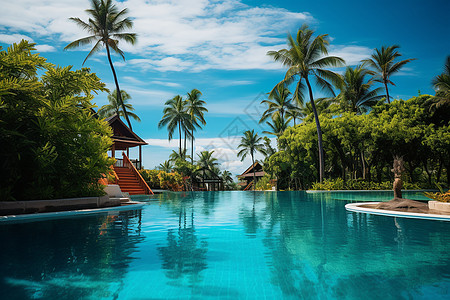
xmin=0 ymin=0 xmax=313 ymax=71
xmin=150 ymin=81 xmax=181 ymax=88
xmin=35 ymin=44 xmax=57 ymax=52
xmin=0 ymin=33 xmax=33 ymax=44
xmin=123 ymin=87 xmax=174 ymax=105
xmin=143 ymin=135 xmax=271 ymax=175
xmin=328 ymin=45 xmax=372 ymax=66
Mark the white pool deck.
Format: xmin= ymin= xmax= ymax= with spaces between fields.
xmin=0 ymin=201 xmax=145 ymax=223
xmin=345 ymin=202 xmax=450 ymax=222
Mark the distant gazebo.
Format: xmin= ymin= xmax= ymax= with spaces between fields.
xmin=106 ymin=115 xmax=147 ymax=170
xmin=237 ymin=161 xmax=265 ymax=190
xmin=192 ymin=167 xmax=223 ymax=191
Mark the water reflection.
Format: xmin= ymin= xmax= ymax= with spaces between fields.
xmin=157 ymin=194 xmax=208 ymax=286
xmin=256 ymin=192 xmax=450 ymax=299
xmin=0 ymin=210 xmax=144 ymax=299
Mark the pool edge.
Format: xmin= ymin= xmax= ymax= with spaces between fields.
xmin=345 ymin=202 xmax=450 ymax=222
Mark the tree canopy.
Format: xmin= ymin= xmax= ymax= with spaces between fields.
xmin=1 ymin=41 xmax=113 ymax=200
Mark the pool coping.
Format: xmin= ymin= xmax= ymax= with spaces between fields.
xmin=0 ymin=201 xmax=145 ymax=223
xmin=307 ymin=189 xmax=436 ymax=193
xmin=345 ymin=202 xmax=450 ymax=222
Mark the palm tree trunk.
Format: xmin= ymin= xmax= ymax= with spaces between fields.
xmin=105 ymin=44 xmax=133 ymax=130
xmin=252 ymin=154 xmax=256 ymax=191
xmin=384 ymin=81 xmax=390 ymax=104
xmin=178 ymin=122 xmax=182 ymax=155
xmin=184 ymin=130 xmax=187 ymax=155
xmin=191 ymin=128 xmax=194 ymax=165
xmin=361 ymin=150 xmax=366 ymax=180
xmin=305 ymin=77 xmax=324 ymax=183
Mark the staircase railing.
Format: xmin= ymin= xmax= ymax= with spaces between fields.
xmin=122 ymin=152 xmax=154 ymax=195
xmin=243 ymin=181 xmax=254 ymax=191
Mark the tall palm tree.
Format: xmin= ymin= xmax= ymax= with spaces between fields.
xmin=169 ymin=149 xmax=190 ymax=162
xmin=186 ymin=89 xmax=207 ymax=164
xmin=431 ymin=56 xmax=450 ymax=108
xmin=159 ymin=160 xmax=173 ymax=173
xmin=196 ymin=150 xmax=218 ymax=173
xmin=300 ymin=97 xmax=334 ymax=117
xmin=335 ymin=65 xmax=384 ymax=114
xmin=237 ymin=130 xmax=267 ymax=190
xmin=158 ymin=95 xmax=192 ymax=155
xmin=285 ymin=105 xmax=305 ymax=126
xmin=263 ymin=114 xmax=290 ymax=139
xmin=64 ymin=0 xmax=137 ymax=130
xmin=267 ymin=24 xmax=344 ymax=182
xmin=259 ymin=84 xmax=294 ymax=123
xmin=362 ymin=45 xmax=415 ymax=104
xmin=221 ymin=170 xmax=234 ymax=190
xmin=98 ymin=89 xmax=141 ymax=122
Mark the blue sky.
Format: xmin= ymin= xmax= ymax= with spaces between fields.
xmin=1 ymin=0 xmax=449 ymax=176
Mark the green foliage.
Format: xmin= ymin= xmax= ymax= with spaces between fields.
xmin=424 ymin=191 xmax=450 ymax=203
xmin=311 ymin=179 xmax=419 ymax=191
xmin=158 ymin=171 xmax=183 ymax=191
xmin=98 ymin=89 xmax=140 ymax=121
xmin=139 ymin=169 xmax=184 ymax=191
xmin=266 ymin=94 xmax=450 ymax=190
xmin=139 ymin=169 xmax=161 ymax=188
xmin=0 ymin=41 xmax=113 ymax=201
xmin=255 ymin=174 xmax=274 ymax=190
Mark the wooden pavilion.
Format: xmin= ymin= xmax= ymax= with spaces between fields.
xmin=237 ymin=161 xmax=265 ymax=190
xmin=192 ymin=167 xmax=224 ymax=191
xmin=106 ymin=115 xmax=147 ymax=169
xmin=105 ymin=115 xmax=152 ymax=195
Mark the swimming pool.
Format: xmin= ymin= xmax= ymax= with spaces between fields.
xmin=1 ymin=191 xmax=449 ymax=299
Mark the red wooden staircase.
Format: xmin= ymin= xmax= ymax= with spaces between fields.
xmin=113 ymin=153 xmax=153 ymax=195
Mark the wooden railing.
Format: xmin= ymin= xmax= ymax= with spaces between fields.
xmin=243 ymin=181 xmax=254 ymax=191
xmin=122 ymin=152 xmax=154 ymax=195
xmin=115 ymin=158 xmax=141 ymax=170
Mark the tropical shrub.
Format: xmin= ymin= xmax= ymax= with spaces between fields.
xmin=158 ymin=171 xmax=183 ymax=191
xmin=311 ymin=178 xmax=420 ymax=191
xmin=424 ymin=191 xmax=450 ymax=203
xmin=266 ymin=95 xmax=450 ymax=190
xmin=0 ymin=41 xmax=113 ymax=201
xmin=255 ymin=174 xmax=273 ymax=190
xmin=139 ymin=169 xmax=184 ymax=191
xmin=139 ymin=169 xmax=161 ymax=188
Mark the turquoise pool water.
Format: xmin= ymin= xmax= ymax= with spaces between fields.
xmin=1 ymin=191 xmax=449 ymax=299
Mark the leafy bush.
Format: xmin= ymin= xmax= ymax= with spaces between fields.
xmin=139 ymin=169 xmax=183 ymax=191
xmin=424 ymin=191 xmax=450 ymax=203
xmin=139 ymin=169 xmax=161 ymax=188
xmin=255 ymin=174 xmax=274 ymax=190
xmin=0 ymin=41 xmax=113 ymax=200
xmin=158 ymin=171 xmax=183 ymax=191
xmin=311 ymin=178 xmax=420 ymax=190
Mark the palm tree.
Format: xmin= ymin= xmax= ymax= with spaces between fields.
xmin=159 ymin=160 xmax=173 ymax=173
xmin=98 ymin=89 xmax=141 ymax=122
xmin=260 ymin=84 xmax=294 ymax=123
xmin=186 ymin=89 xmax=207 ymax=164
xmin=263 ymin=114 xmax=290 ymax=139
xmin=335 ymin=65 xmax=384 ymax=114
xmin=431 ymin=56 xmax=450 ymax=108
xmin=196 ymin=150 xmax=218 ymax=174
xmin=158 ymin=95 xmax=192 ymax=155
xmin=237 ymin=130 xmax=267 ymax=190
xmin=267 ymin=24 xmax=344 ymax=182
xmin=285 ymin=105 xmax=304 ymax=126
xmin=221 ymin=170 xmax=234 ymax=190
xmin=362 ymin=45 xmax=416 ymax=104
xmin=300 ymin=97 xmax=334 ymax=117
xmin=169 ymin=149 xmax=190 ymax=162
xmin=64 ymin=0 xmax=137 ymax=130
